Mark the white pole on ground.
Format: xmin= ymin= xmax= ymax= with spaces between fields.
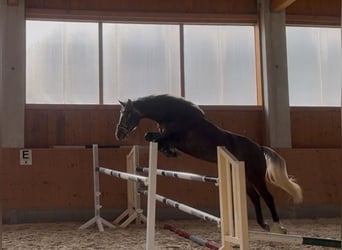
xmin=146 ymin=142 xmax=158 ymax=250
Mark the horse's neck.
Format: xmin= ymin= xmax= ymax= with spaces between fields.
xmin=133 ymin=100 xmax=163 ymax=122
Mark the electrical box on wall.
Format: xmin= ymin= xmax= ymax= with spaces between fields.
xmin=20 ymin=149 xmax=32 ymax=165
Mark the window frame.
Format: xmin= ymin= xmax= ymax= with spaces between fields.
xmin=26 ymin=18 xmax=261 ymax=106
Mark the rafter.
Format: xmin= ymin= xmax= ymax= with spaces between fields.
xmin=271 ymin=0 xmax=297 ymax=12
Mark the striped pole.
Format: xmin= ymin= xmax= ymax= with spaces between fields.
xmin=164 ymin=224 xmax=220 ymax=250
xmin=97 ymin=166 xmax=149 ymax=186
xmin=136 ymin=166 xmax=218 ymax=184
xmin=138 ymin=189 xmax=220 ymax=225
xmin=249 ymin=231 xmax=341 ymax=248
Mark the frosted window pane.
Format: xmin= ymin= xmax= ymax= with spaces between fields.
xmin=103 ymin=24 xmax=181 ymax=103
xmin=286 ymin=27 xmax=341 ymax=106
xmin=26 ymin=21 xmax=99 ymax=104
xmin=184 ymin=25 xmax=257 ymax=105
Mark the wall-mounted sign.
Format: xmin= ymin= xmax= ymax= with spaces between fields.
xmin=20 ymin=149 xmax=32 ymax=165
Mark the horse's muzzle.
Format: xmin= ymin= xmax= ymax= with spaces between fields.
xmin=115 ymin=125 xmax=128 ymax=141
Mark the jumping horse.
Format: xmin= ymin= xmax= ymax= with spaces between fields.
xmin=115 ymin=94 xmax=303 ymax=233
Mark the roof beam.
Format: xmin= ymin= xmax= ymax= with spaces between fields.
xmin=271 ymin=0 xmax=297 ymax=12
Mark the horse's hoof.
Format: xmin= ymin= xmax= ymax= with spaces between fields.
xmin=262 ymin=223 xmax=270 ymax=232
xmin=165 ymin=151 xmax=179 ymax=158
xmin=144 ymin=132 xmax=156 ymax=142
xmin=270 ymin=222 xmax=287 ymax=234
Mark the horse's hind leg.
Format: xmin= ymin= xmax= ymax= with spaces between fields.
xmin=255 ymin=180 xmax=287 ymax=233
xmin=246 ymin=183 xmax=270 ymax=231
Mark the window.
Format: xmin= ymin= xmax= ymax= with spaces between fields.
xmin=184 ymin=25 xmax=257 ymax=105
xmin=103 ymin=23 xmax=180 ymax=103
xmin=286 ymin=27 xmax=341 ymax=106
xmin=26 ymin=21 xmax=99 ymax=104
xmin=26 ymin=21 xmax=257 ymax=105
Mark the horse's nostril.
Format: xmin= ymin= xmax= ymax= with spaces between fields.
xmin=115 ymin=130 xmax=126 ymax=141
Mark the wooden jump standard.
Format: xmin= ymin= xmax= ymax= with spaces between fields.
xmin=217 ymin=146 xmax=341 ymax=249
xmin=79 ymin=142 xmax=158 ymax=250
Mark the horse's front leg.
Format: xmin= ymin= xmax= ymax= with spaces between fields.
xmin=144 ymin=132 xmax=179 ymax=158
xmin=145 ymin=132 xmax=162 ymax=142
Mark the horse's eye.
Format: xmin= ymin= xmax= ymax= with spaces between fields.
xmin=121 ymin=111 xmax=130 ymax=119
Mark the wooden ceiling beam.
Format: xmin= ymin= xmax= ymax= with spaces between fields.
xmin=271 ymin=0 xmax=297 ymax=12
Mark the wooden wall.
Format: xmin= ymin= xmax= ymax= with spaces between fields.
xmin=291 ymin=107 xmax=341 ymax=148
xmin=287 ymin=0 xmax=341 ymax=25
xmin=6 ymin=0 xmax=340 ymax=222
xmin=25 ymin=105 xmax=341 ymax=149
xmin=16 ymin=104 xmax=341 ymax=222
xmin=25 ymin=0 xmax=258 ymax=23
xmin=25 ymin=0 xmax=341 ymax=25
xmin=25 ymin=0 xmax=257 ymax=14
xmin=2 ymin=146 xmax=340 ymax=222
xmin=24 ymin=105 xmax=265 ymax=148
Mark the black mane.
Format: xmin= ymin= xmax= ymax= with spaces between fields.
xmin=133 ymin=94 xmax=205 ymax=121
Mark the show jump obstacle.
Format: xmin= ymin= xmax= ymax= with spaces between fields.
xmin=81 ymin=143 xmax=341 ymax=250
xmin=217 ymin=146 xmax=341 ymax=250
xmin=131 ymin=145 xmax=247 ymax=250
xmin=79 ymin=142 xmax=158 ymax=250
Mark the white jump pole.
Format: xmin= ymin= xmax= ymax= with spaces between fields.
xmin=97 ymin=166 xmax=148 ymax=185
xmin=79 ymin=144 xmax=115 ymax=231
xmin=139 ymin=189 xmax=221 ymax=225
xmin=136 ymin=166 xmax=218 ymax=184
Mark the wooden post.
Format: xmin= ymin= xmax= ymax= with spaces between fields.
xmin=0 ymin=0 xmax=25 ymax=148
xmin=217 ymin=146 xmax=249 ymax=250
xmin=113 ymin=145 xmax=147 ymax=227
xmin=340 ymin=0 xmax=342 ymax=241
xmin=145 ymin=142 xmax=158 ymax=250
xmin=0 ymin=148 xmax=2 ymax=249
xmin=258 ymin=0 xmax=292 ymax=148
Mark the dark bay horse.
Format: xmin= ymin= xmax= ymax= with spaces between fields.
xmin=115 ymin=94 xmax=302 ymax=233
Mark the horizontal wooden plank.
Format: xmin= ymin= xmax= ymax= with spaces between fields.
xmin=272 ymin=0 xmax=297 ymax=12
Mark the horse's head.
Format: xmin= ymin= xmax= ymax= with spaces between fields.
xmin=115 ymin=99 xmax=142 ymax=141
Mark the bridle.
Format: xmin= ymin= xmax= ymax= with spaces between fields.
xmin=116 ymin=124 xmax=130 ymax=135
xmin=117 ymin=105 xmax=143 ymax=136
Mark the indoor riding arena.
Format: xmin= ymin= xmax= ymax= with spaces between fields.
xmin=1 ymin=0 xmax=342 ymax=249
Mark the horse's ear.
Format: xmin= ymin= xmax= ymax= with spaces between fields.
xmin=126 ymin=99 xmax=133 ymax=108
xmin=119 ymin=100 xmax=126 ymax=107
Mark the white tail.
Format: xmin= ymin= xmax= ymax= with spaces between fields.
xmin=262 ymin=146 xmax=303 ymax=203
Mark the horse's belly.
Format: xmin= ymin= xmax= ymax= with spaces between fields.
xmin=175 ymin=130 xmax=221 ymax=163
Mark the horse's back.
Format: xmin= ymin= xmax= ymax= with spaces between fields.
xmin=139 ymin=94 xmax=205 ymax=121
xmin=225 ymin=132 xmax=267 ymax=178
